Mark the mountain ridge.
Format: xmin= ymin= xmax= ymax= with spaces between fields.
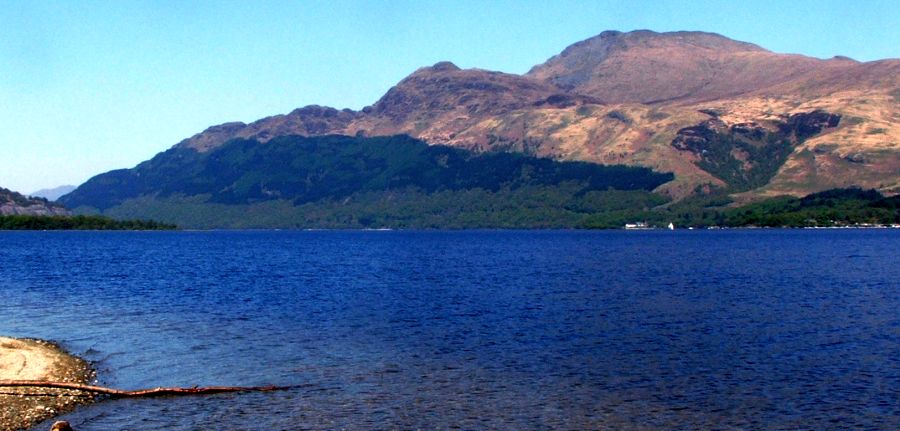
xmin=75 ymin=30 xmax=898 ymax=204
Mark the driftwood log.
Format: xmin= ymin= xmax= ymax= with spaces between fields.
xmin=0 ymin=380 xmax=294 ymax=398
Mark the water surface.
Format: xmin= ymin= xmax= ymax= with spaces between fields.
xmin=1 ymin=230 xmax=897 ymax=430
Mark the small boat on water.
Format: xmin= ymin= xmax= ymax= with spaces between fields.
xmin=624 ymin=222 xmax=652 ymax=230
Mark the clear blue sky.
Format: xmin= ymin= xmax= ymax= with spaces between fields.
xmin=1 ymin=0 xmax=898 ymax=194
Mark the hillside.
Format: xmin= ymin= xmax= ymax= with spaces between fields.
xmin=59 ymin=30 xmax=898 ymax=228
xmin=722 ymin=188 xmax=899 ymax=227
xmin=61 ymin=135 xmax=673 ymax=229
xmin=0 ymin=188 xmax=69 ymax=216
xmin=153 ymin=30 xmax=896 ymax=201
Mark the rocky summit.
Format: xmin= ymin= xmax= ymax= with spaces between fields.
xmin=110 ymin=30 xmax=900 ymax=200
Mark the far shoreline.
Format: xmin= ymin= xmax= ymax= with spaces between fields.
xmin=2 ymin=225 xmax=898 ymax=233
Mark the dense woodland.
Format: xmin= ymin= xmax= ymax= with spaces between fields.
xmin=60 ymin=135 xmax=674 ymax=228
xmin=4 ymin=189 xmax=896 ymax=230
xmin=61 ymin=134 xmax=673 ymax=209
xmin=51 ymin=135 xmax=899 ymax=229
xmin=721 ymin=188 xmax=899 ymax=227
xmin=0 ymin=215 xmax=176 ymax=230
xmin=671 ymin=111 xmax=842 ymax=192
xmin=611 ymin=187 xmax=899 ymax=229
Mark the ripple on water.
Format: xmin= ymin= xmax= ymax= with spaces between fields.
xmin=0 ymin=229 xmax=895 ymax=430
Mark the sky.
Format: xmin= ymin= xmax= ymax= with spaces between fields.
xmin=1 ymin=0 xmax=898 ymax=194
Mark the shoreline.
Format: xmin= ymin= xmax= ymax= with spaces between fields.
xmin=0 ymin=337 xmax=94 ymax=431
xmin=2 ymin=225 xmax=900 ymax=233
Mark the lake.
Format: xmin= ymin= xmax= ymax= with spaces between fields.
xmin=1 ymin=230 xmax=897 ymax=430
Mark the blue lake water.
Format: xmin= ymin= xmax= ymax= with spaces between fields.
xmin=1 ymin=230 xmax=898 ymax=430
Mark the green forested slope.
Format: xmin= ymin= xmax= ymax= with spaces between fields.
xmin=60 ymin=135 xmax=674 ymax=228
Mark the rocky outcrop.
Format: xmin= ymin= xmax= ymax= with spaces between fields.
xmin=0 ymin=188 xmax=70 ymax=216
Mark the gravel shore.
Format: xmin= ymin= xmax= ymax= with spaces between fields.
xmin=0 ymin=337 xmax=94 ymax=431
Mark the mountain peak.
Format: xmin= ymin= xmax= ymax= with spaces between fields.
xmin=572 ymin=30 xmax=766 ymax=52
xmin=409 ymin=61 xmax=462 ymax=77
xmin=429 ymin=61 xmax=461 ymax=72
xmin=371 ymin=63 xmax=555 ymax=124
xmin=531 ymin=30 xmax=766 ymax=71
xmin=526 ymin=30 xmax=815 ymax=103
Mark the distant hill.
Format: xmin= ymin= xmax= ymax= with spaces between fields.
xmin=30 ymin=185 xmax=76 ymax=201
xmin=60 ymin=135 xmax=673 ymax=229
xmin=0 ymin=187 xmax=69 ymax=216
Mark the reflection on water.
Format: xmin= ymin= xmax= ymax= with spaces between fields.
xmin=0 ymin=230 xmax=897 ymax=430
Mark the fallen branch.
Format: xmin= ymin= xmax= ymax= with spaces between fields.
xmin=0 ymin=391 xmax=93 ymax=397
xmin=0 ymin=380 xmax=295 ymax=398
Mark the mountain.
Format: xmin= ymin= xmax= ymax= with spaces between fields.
xmin=29 ymin=185 xmax=76 ymax=201
xmin=61 ymin=135 xmax=672 ymax=229
xmin=0 ymin=188 xmax=69 ymax=216
xmin=521 ymin=30 xmax=899 ymax=199
xmin=162 ymin=30 xmax=897 ymax=200
xmin=64 ymin=30 xmax=898 ymax=227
